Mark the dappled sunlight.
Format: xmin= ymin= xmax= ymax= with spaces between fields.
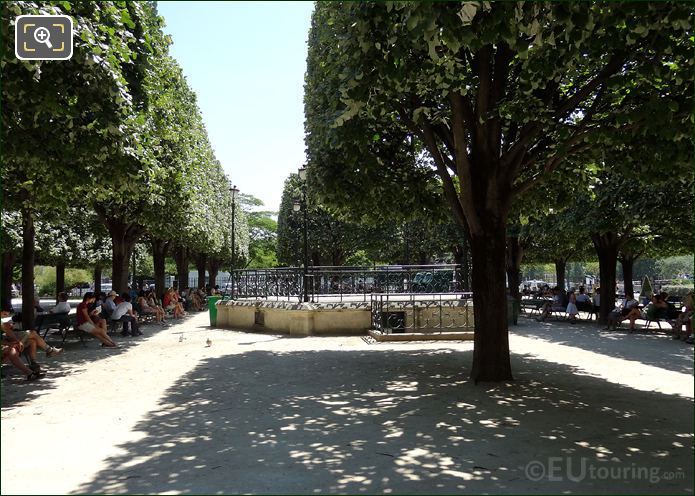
xmin=514 ymin=316 xmax=694 ymax=375
xmin=510 ymin=324 xmax=694 ymax=399
xmin=72 ymin=347 xmax=692 ymax=494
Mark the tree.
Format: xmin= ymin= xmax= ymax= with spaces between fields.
xmin=305 ymin=2 xmax=691 ymax=381
xmin=277 ymin=174 xmax=368 ymax=267
xmin=2 ymin=1 xmax=146 ymax=328
xmin=240 ymin=194 xmax=278 ymax=269
xmin=587 ymin=169 xmax=692 ymax=321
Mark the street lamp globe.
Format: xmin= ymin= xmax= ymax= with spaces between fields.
xmin=293 ymin=200 xmax=301 ymax=212
xmin=230 ymin=184 xmax=239 ymax=200
xmin=298 ymin=166 xmax=307 ymax=181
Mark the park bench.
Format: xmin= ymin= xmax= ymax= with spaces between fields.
xmin=133 ymin=301 xmax=157 ymax=325
xmin=644 ymin=302 xmax=682 ymax=330
xmin=35 ymin=312 xmax=72 ymax=339
xmin=576 ymin=301 xmax=597 ymax=320
xmin=57 ymin=314 xmax=88 ymax=347
xmin=520 ymin=298 xmax=546 ymax=315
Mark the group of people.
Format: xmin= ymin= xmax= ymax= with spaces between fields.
xmin=2 ymin=284 xmax=214 ymax=381
xmin=530 ymin=283 xmax=693 ymax=341
xmin=535 ymin=286 xmax=596 ymax=324
xmin=604 ymin=290 xmax=693 ymax=342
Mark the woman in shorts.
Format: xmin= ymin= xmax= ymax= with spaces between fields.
xmin=77 ymin=293 xmax=117 ymax=347
xmin=138 ymin=290 xmax=166 ymax=324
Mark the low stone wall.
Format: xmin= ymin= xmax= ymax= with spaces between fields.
xmin=216 ymin=298 xmax=475 ymax=337
xmin=216 ymin=299 xmax=371 ymax=336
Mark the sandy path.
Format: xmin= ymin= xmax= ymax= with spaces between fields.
xmin=2 ymin=312 xmax=692 ymax=494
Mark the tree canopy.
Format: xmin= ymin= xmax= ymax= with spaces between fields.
xmin=305 ymin=1 xmax=693 ymax=381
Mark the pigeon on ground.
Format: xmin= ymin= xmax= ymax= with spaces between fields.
xmin=206 ymin=337 xmax=212 ymax=347
xmin=179 ymin=334 xmax=184 ymax=342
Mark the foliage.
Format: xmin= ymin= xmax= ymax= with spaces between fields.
xmin=661 ymin=285 xmax=694 ymax=298
xmin=240 ymin=194 xmax=278 ymax=268
xmin=304 ymin=2 xmax=692 ymax=380
xmin=305 ymin=2 xmax=692 ymax=231
xmin=1 ymin=1 xmax=251 ymax=294
xmin=655 ymin=255 xmax=695 ymax=279
xmin=277 ymin=173 xmax=369 ymax=266
xmin=34 ymin=266 xmax=93 ymax=296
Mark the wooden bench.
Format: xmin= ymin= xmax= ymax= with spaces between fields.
xmin=645 ymin=303 xmax=682 ymax=330
xmin=35 ymin=312 xmax=72 ymax=339
xmin=58 ymin=315 xmax=88 ymax=347
xmin=576 ymin=301 xmax=597 ymax=320
xmin=520 ymin=299 xmax=547 ymax=315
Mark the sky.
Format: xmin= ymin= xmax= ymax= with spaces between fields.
xmin=158 ymin=1 xmax=314 ymax=212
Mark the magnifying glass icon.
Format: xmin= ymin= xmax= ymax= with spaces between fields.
xmin=33 ymin=27 xmax=53 ymax=49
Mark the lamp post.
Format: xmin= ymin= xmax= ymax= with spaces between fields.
xmin=230 ymin=183 xmax=239 ymax=300
xmin=295 ymin=166 xmax=309 ymax=302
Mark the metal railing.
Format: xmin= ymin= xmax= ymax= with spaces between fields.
xmin=227 ymin=264 xmax=467 ymax=303
xmin=371 ymin=292 xmax=474 ymax=334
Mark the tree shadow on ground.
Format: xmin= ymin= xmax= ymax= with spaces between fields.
xmin=515 ymin=315 xmax=694 ymax=375
xmin=1 ymin=318 xmax=191 ymax=410
xmin=76 ymin=348 xmax=693 ymax=494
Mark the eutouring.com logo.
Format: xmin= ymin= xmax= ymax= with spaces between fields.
xmin=524 ymin=458 xmax=686 ymax=484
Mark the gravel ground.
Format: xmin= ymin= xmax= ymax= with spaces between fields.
xmin=1 ymin=311 xmax=692 ymax=494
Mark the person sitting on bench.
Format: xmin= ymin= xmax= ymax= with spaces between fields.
xmin=49 ymin=292 xmax=71 ymax=314
xmin=670 ymin=291 xmax=694 ymax=341
xmin=644 ymin=294 xmax=668 ymax=322
xmin=3 ymin=343 xmax=44 ymax=381
xmin=77 ymin=293 xmax=118 ymax=348
xmin=138 ymin=290 xmax=166 ymax=324
xmin=2 ymin=317 xmax=62 ymax=374
xmin=102 ymin=291 xmax=118 ymax=321
xmin=605 ymin=292 xmax=640 ymax=331
xmin=536 ymin=287 xmax=567 ymax=322
xmin=112 ymin=293 xmax=142 ymax=337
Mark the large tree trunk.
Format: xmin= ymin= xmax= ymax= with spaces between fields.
xmin=21 ymin=199 xmax=36 ymax=331
xmin=505 ymin=235 xmax=523 ymax=302
xmin=554 ymin=258 xmax=567 ymax=291
xmin=619 ymin=251 xmax=639 ymax=298
xmin=101 ymin=215 xmax=140 ymax=293
xmin=1 ymin=251 xmax=15 ymax=311
xmin=173 ymin=246 xmax=189 ymax=291
xmin=469 ymin=223 xmax=513 ymax=383
xmin=195 ymin=252 xmax=206 ymax=289
xmin=152 ymin=239 xmax=169 ymax=300
xmin=592 ymin=232 xmax=620 ymax=324
xmin=94 ymin=265 xmax=102 ymax=295
xmin=208 ymin=257 xmax=219 ymax=288
xmin=55 ymin=261 xmax=65 ymax=301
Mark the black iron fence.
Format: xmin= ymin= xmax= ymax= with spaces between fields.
xmin=227 ymin=265 xmax=467 ymax=303
xmin=370 ymin=292 xmax=474 ymax=334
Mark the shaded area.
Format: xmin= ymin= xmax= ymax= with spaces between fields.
xmin=2 ymin=321 xmax=179 ymax=410
xmin=76 ymin=349 xmax=693 ymax=494
xmin=515 ymin=316 xmax=694 ymax=375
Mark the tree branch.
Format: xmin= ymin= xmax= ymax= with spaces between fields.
xmin=555 ymin=54 xmax=625 ymax=119
xmin=420 ymin=122 xmax=467 ymax=230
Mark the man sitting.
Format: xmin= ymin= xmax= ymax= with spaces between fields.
xmin=3 ymin=342 xmax=44 ymax=381
xmin=50 ymin=292 xmax=71 ymax=314
xmin=605 ymin=292 xmax=640 ymax=331
xmin=536 ymin=287 xmax=567 ymax=322
xmin=670 ymin=291 xmax=693 ymax=341
xmin=102 ymin=291 xmax=118 ymax=321
xmin=111 ymin=293 xmax=142 ymax=337
xmin=2 ymin=317 xmax=62 ymax=376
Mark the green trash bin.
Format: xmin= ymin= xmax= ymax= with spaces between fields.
xmin=507 ymin=296 xmax=520 ymax=326
xmin=208 ymin=295 xmax=222 ymax=326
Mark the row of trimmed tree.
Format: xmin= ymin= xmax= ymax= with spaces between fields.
xmin=1 ymin=1 xmax=248 ymax=330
